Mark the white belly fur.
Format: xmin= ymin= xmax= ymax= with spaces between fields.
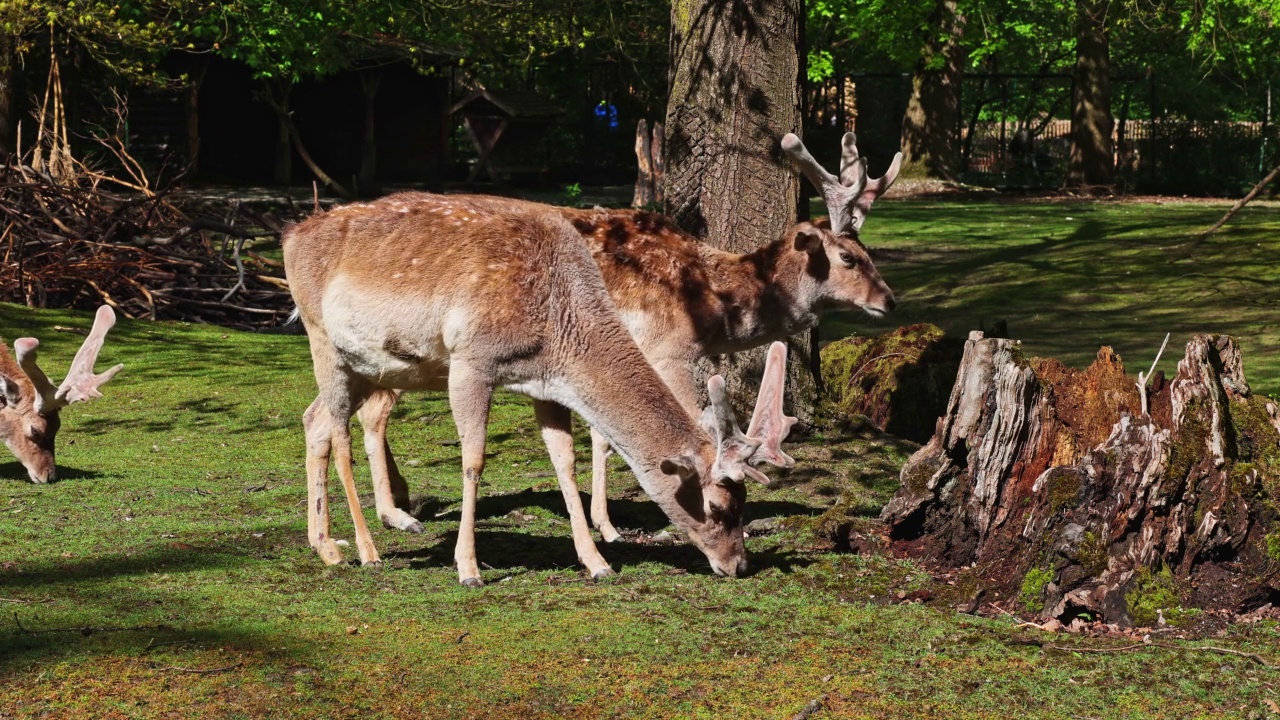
xmin=320 ymin=274 xmax=456 ymax=390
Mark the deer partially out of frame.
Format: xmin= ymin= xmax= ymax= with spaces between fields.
xmin=362 ymin=132 xmax=899 ymax=542
xmin=0 ymin=306 xmax=124 ymax=483
xmin=284 ymin=204 xmax=794 ymax=585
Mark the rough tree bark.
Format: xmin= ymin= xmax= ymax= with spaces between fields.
xmin=665 ymin=0 xmax=815 ymax=422
xmin=899 ymin=0 xmax=967 ymax=181
xmin=1064 ymin=0 xmax=1114 ymax=190
xmin=882 ymin=331 xmax=1280 ymax=624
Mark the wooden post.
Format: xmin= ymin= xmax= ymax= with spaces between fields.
xmin=632 ymin=119 xmax=653 ymax=207
xmin=651 ymin=121 xmax=665 ymax=206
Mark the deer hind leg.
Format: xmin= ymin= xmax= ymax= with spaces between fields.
xmin=358 ymin=390 xmax=423 ymax=533
xmin=588 ymin=427 xmax=622 ymax=543
xmin=448 ymin=361 xmax=494 ymax=587
xmin=303 ymin=397 xmax=344 ymax=565
xmin=535 ymin=401 xmax=614 ymax=579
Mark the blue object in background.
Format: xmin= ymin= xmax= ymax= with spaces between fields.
xmin=595 ymin=101 xmax=619 ymax=130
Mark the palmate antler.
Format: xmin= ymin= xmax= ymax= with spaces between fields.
xmin=14 ymin=305 xmax=124 ymax=416
xmin=700 ymin=342 xmax=798 ymax=487
xmin=746 ymin=341 xmax=798 ymax=470
xmin=782 ymin=132 xmax=902 ymax=236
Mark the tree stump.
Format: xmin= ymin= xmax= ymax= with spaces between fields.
xmin=882 ymin=330 xmax=1280 ymax=624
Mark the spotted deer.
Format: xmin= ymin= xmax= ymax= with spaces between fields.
xmin=0 ymin=306 xmax=124 ymax=483
xmin=283 ymin=204 xmax=794 ymax=585
xmin=361 ymin=132 xmax=899 ymax=542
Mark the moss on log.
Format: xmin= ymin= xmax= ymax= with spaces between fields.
xmin=881 ymin=331 xmax=1280 ymax=625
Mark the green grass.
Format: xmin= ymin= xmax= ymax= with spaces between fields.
xmin=826 ymin=198 xmax=1280 ymax=396
xmin=1 ymin=199 xmax=1279 ymax=718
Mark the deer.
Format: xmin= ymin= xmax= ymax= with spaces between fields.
xmin=0 ymin=305 xmax=124 ymax=483
xmin=356 ymin=132 xmax=900 ymax=543
xmin=283 ymin=202 xmax=796 ymax=585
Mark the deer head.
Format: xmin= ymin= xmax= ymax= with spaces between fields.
xmin=0 ymin=306 xmax=124 ymax=483
xmin=777 ymin=133 xmax=899 ymax=319
xmin=664 ymin=342 xmax=796 ymax=576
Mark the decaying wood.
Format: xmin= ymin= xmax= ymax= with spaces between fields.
xmin=882 ymin=330 xmax=1280 ymax=625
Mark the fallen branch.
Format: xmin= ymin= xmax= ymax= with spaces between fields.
xmin=1192 ymin=163 xmax=1280 ymax=246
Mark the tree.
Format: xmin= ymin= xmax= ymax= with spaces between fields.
xmin=899 ymin=0 xmax=967 ymax=179
xmin=663 ymin=0 xmax=812 ymax=420
xmin=1064 ymin=0 xmax=1113 ymax=189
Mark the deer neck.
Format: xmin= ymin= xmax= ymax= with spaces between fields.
xmin=697 ymin=238 xmax=816 ymax=354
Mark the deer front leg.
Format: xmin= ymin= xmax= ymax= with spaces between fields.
xmin=588 ymin=427 xmax=622 ymax=543
xmin=448 ymin=362 xmax=493 ymax=588
xmin=535 ymin=401 xmax=614 ymax=579
xmin=358 ymin=390 xmax=423 ymax=533
xmin=303 ymin=398 xmax=344 ymax=565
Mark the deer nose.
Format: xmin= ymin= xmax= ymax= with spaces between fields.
xmin=883 ymin=294 xmax=897 ymax=312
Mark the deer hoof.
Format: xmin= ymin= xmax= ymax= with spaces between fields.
xmin=460 ymin=576 xmax=485 ymax=588
xmin=591 ymin=567 xmax=617 ymax=581
xmin=314 ymin=540 xmax=344 ymax=566
xmin=598 ymin=525 xmax=622 ymax=543
xmin=405 ymin=521 xmax=424 ymax=534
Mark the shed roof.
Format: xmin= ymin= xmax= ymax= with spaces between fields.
xmin=450 ymin=89 xmax=563 ymax=119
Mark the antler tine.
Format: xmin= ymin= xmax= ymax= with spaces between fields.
xmin=838 ymin=132 xmax=866 ymax=189
xmin=14 ymin=338 xmax=59 ymax=414
xmin=746 ymin=342 xmax=798 ymax=469
xmin=54 ymin=305 xmax=124 ymax=408
xmin=850 ymin=150 xmax=903 ymax=233
xmin=702 ymin=375 xmax=770 ymax=486
xmin=782 ymin=132 xmax=862 ymax=236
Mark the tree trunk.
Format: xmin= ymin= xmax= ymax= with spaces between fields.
xmin=665 ymin=0 xmax=815 ymax=422
xmin=633 ymin=119 xmax=654 ymax=207
xmin=1064 ymin=0 xmax=1113 ymax=190
xmin=881 ymin=331 xmax=1280 ymax=624
xmin=899 ymin=0 xmax=967 ymax=181
xmin=0 ymin=35 xmax=14 ymax=160
xmin=269 ymin=80 xmax=293 ymax=186
xmin=358 ymin=69 xmax=381 ymax=196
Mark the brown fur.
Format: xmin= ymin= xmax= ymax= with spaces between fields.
xmin=355 ymin=191 xmax=894 ymax=541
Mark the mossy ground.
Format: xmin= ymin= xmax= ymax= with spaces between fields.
xmin=3 ymin=196 xmax=1280 ymax=719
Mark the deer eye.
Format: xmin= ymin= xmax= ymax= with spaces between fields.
xmin=839 ymin=251 xmax=858 ymax=266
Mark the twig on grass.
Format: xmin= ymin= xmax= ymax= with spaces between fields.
xmin=13 ymin=612 xmax=170 ymax=636
xmin=1045 ymin=641 xmax=1278 ymax=669
xmin=149 ymin=661 xmax=243 ymax=674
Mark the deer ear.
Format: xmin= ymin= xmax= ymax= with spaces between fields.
xmin=793 ymin=226 xmax=824 ymax=254
xmin=660 ymin=455 xmax=699 ymax=482
xmin=0 ymin=373 xmax=22 ymax=408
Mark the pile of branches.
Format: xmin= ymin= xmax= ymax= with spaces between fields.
xmin=0 ymin=164 xmax=297 ymax=329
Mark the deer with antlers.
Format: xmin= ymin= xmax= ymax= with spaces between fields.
xmin=284 ymin=201 xmax=797 ymax=584
xmin=0 ymin=306 xmax=124 ymax=483
xmin=358 ymin=132 xmax=899 ymax=542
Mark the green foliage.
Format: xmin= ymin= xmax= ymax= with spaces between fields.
xmin=1126 ymin=565 xmax=1199 ymax=627
xmin=561 ymin=182 xmax=583 ymax=202
xmin=1019 ymin=565 xmax=1054 ymax=613
xmin=1266 ymin=530 xmax=1280 ymax=561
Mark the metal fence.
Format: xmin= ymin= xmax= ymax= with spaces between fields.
xmin=807 ymin=72 xmax=1278 ymax=196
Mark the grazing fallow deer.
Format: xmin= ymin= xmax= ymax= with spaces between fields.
xmin=283 ymin=203 xmax=793 ymax=585
xmin=364 ymin=132 xmax=898 ymax=542
xmin=0 ymin=306 xmax=124 ymax=483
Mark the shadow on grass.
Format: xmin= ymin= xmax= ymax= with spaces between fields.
xmin=0 ymin=544 xmax=243 ymax=591
xmin=0 ymin=462 xmax=103 ymax=484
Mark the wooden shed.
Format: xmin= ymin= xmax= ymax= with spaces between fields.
xmin=451 ymin=89 xmax=563 ymax=185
